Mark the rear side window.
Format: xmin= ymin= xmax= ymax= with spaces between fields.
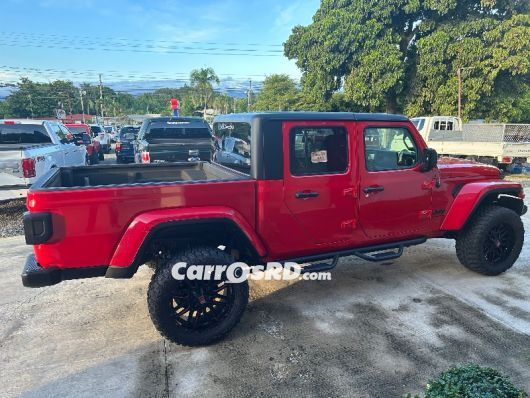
xmin=364 ymin=127 xmax=418 ymax=171
xmin=289 ymin=126 xmax=348 ymax=176
xmin=146 ymin=127 xmax=211 ymax=139
xmin=0 ymin=124 xmax=52 ymax=144
xmin=213 ymin=122 xmax=252 ymax=173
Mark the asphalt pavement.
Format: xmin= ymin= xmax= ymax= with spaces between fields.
xmin=0 ymin=185 xmax=529 ymax=398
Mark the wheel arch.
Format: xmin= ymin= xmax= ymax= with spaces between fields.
xmin=441 ymin=182 xmax=525 ymax=231
xmin=106 ymin=206 xmax=267 ymax=278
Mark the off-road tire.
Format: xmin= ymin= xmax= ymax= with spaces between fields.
xmin=147 ymin=246 xmax=249 ymax=346
xmin=455 ymin=205 xmax=524 ymax=275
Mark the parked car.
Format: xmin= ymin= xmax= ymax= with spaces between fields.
xmin=64 ymin=123 xmax=103 ymax=164
xmin=21 ymin=112 xmax=526 ymax=347
xmin=89 ymin=124 xmax=111 ymax=153
xmin=115 ymin=126 xmax=139 ymax=164
xmin=104 ymin=125 xmax=117 ymax=142
xmin=134 ymin=117 xmax=212 ymax=164
xmin=0 ymin=119 xmax=86 ymax=200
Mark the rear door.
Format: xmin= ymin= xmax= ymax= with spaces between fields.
xmin=282 ymin=120 xmax=361 ymax=245
xmin=358 ymin=122 xmax=436 ymax=239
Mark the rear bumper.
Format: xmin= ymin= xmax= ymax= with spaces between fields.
xmin=22 ymin=254 xmax=107 ymax=288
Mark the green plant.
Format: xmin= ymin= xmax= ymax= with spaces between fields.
xmin=406 ymin=364 xmax=527 ymax=398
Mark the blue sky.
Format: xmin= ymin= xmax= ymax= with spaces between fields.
xmin=0 ymin=0 xmax=320 ymax=89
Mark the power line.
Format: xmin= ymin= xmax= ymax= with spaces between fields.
xmin=0 ymin=65 xmax=296 ymax=81
xmin=0 ymin=43 xmax=282 ymax=57
xmin=0 ymin=31 xmax=283 ymax=47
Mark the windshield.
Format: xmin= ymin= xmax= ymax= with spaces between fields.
xmin=147 ymin=127 xmax=211 ymax=139
xmin=67 ymin=126 xmax=87 ymax=134
xmin=0 ymin=124 xmax=52 ymax=144
xmin=120 ymin=127 xmax=138 ymax=141
xmin=90 ymin=126 xmax=102 ymax=134
xmin=73 ymin=133 xmax=91 ymax=144
xmin=411 ymin=118 xmax=425 ymax=130
xmin=120 ymin=132 xmax=136 ymax=140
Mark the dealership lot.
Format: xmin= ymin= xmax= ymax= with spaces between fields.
xmin=0 ymin=190 xmax=528 ymax=398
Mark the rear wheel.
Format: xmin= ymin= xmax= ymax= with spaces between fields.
xmin=455 ymin=205 xmax=524 ymax=275
xmin=147 ymin=246 xmax=248 ymax=346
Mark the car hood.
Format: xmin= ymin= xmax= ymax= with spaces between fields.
xmin=437 ymin=157 xmax=501 ymax=180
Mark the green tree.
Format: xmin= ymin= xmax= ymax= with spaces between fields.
xmin=284 ymin=0 xmax=530 ymax=119
xmin=190 ymin=67 xmax=220 ymax=117
xmin=253 ymin=74 xmax=300 ymax=111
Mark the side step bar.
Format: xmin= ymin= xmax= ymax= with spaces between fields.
xmin=288 ymin=237 xmax=427 ymax=274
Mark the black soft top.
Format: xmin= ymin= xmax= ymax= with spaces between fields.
xmin=213 ymin=112 xmax=409 ymax=124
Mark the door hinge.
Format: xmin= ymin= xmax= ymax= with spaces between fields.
xmin=341 ymin=219 xmax=357 ymax=230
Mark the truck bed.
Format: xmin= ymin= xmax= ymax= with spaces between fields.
xmin=26 ymin=161 xmax=256 ymax=269
xmin=33 ymin=162 xmax=246 ymax=190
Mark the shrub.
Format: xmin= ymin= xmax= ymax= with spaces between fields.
xmin=407 ymin=364 xmax=527 ymax=398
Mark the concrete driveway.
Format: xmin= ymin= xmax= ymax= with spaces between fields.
xmin=1 ymin=196 xmax=529 ymax=397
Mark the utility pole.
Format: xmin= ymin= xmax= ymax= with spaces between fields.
xmin=79 ymin=89 xmax=86 ymax=123
xmin=27 ymin=94 xmax=34 ymax=118
xmin=457 ymin=68 xmax=462 ymax=120
xmin=247 ymin=79 xmax=253 ymax=112
xmin=457 ymin=67 xmax=474 ymax=120
xmin=98 ymin=73 xmax=105 ymax=123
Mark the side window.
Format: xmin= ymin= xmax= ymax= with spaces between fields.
xmin=364 ymin=127 xmax=418 ymax=172
xmin=433 ymin=121 xmax=440 ymax=130
xmin=51 ymin=124 xmax=70 ymax=144
xmin=289 ymin=126 xmax=348 ymax=176
xmin=212 ymin=122 xmax=252 ymax=172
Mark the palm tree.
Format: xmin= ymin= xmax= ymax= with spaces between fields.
xmin=190 ymin=67 xmax=220 ymax=118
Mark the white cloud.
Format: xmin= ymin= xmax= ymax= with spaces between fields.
xmin=274 ymin=1 xmax=304 ymax=29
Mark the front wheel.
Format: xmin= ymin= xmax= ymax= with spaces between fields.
xmin=147 ymin=247 xmax=249 ymax=346
xmin=456 ymin=205 xmax=524 ymax=275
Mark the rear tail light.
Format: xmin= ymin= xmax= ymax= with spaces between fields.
xmin=518 ymin=190 xmax=525 ymax=200
xmin=141 ymin=151 xmax=150 ymax=163
xmin=115 ymin=142 xmax=121 ymax=152
xmin=4 ymin=121 xmax=15 ymax=124
xmin=22 ymin=158 xmax=36 ymax=178
xmin=501 ymin=156 xmax=513 ymax=164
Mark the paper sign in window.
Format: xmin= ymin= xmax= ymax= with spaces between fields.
xmin=311 ymin=150 xmax=328 ymax=163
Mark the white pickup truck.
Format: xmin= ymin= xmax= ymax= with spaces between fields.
xmin=411 ymin=116 xmax=530 ymax=169
xmin=0 ymin=119 xmax=86 ymax=200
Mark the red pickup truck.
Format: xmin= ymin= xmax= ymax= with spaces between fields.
xmin=22 ymin=112 xmax=526 ymax=346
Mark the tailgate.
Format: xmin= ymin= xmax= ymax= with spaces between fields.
xmin=0 ymin=146 xmax=24 ymax=186
xmin=148 ymin=138 xmax=211 ymax=162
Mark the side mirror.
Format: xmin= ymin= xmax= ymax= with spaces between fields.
xmin=421 ymin=148 xmax=438 ymax=172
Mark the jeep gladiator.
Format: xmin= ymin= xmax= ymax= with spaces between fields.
xmin=21 ymin=112 xmax=526 ymax=346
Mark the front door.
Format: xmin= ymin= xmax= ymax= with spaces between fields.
xmin=358 ymin=122 xmax=436 ymax=239
xmin=282 ymin=121 xmax=359 ymax=245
